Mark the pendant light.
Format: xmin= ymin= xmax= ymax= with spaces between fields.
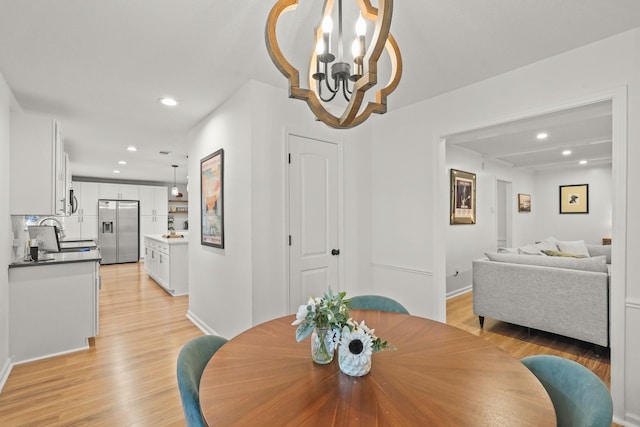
xmin=171 ymin=165 xmax=179 ymax=197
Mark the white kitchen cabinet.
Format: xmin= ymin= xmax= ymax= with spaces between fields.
xmin=144 ymin=235 xmax=188 ymax=296
xmin=140 ymin=185 xmax=168 ymax=256
xmin=66 ymin=181 xmax=100 ymax=239
xmin=8 ymin=258 xmax=100 ymax=363
xmin=99 ymin=183 xmax=139 ymax=200
xmin=77 ymin=181 xmax=100 ymax=215
xmin=10 ymin=112 xmax=69 ymax=215
xmin=139 ymin=185 xmax=168 ymax=215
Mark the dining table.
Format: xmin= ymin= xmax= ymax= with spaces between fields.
xmin=199 ymin=310 xmax=556 ymax=426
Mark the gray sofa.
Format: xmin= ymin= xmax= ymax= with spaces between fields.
xmin=472 ymin=244 xmax=610 ymax=347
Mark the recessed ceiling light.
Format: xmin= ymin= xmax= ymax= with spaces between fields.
xmin=127 ymin=146 xmax=137 ymax=152
xmin=159 ymin=97 xmax=178 ymax=107
xmin=562 ymin=150 xmax=572 ymax=156
xmin=118 ymin=160 xmax=127 ymax=165
xmin=113 ymin=170 xmax=121 ymax=174
xmin=579 ymin=160 xmax=588 ymax=165
xmin=536 ymin=132 xmax=548 ymax=140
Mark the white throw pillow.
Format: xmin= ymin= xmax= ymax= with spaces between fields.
xmin=557 ymin=240 xmax=590 ymax=257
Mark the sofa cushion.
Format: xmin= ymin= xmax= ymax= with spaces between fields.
xmin=517 ymin=240 xmax=559 ymax=255
xmin=557 ymin=240 xmax=590 ymax=257
xmin=484 ymin=252 xmax=608 ymax=273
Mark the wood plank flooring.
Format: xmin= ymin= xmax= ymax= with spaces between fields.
xmin=0 ymin=263 xmax=612 ymax=426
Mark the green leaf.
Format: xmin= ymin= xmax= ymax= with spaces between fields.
xmin=296 ymin=322 xmax=314 ymax=342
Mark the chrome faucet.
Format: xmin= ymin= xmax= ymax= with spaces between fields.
xmin=38 ymin=217 xmax=66 ymax=240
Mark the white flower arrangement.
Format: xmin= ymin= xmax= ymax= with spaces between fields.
xmin=292 ymin=290 xmax=395 ymax=369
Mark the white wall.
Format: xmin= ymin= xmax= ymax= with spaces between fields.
xmin=371 ymin=28 xmax=640 ymax=424
xmin=534 ymin=165 xmax=612 ymax=243
xmin=0 ymin=72 xmax=14 ymax=390
xmin=186 ymin=80 xmax=373 ymax=338
xmin=445 ymin=145 xmax=537 ymax=295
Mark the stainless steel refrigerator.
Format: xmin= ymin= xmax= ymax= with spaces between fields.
xmin=98 ymin=199 xmax=139 ymax=264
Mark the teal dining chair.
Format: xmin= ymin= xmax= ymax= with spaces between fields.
xmin=521 ymin=355 xmax=613 ymax=427
xmin=348 ymin=295 xmax=409 ymax=314
xmin=177 ymin=335 xmax=228 ymax=427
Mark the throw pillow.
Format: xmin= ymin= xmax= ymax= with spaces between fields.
xmin=517 ymin=240 xmax=558 ymax=255
xmin=541 ymin=249 xmax=587 ymax=258
xmin=497 ymin=247 xmax=518 ymax=254
xmin=557 ymin=240 xmax=590 ymax=257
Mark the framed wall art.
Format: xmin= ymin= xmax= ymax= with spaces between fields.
xmin=450 ymin=168 xmax=476 ymax=224
xmin=201 ymin=149 xmax=224 ymax=248
xmin=518 ymin=193 xmax=531 ymax=212
xmin=559 ymin=184 xmax=589 ymax=214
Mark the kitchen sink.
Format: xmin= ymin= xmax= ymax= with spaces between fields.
xmin=59 ymin=239 xmax=98 ymax=252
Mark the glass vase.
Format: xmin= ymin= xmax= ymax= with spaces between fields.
xmin=311 ymin=327 xmax=335 ymax=364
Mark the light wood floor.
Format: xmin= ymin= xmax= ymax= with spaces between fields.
xmin=0 ymin=263 xmax=612 ymax=426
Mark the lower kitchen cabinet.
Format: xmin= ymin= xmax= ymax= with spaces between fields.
xmin=144 ymin=235 xmax=188 ymax=296
xmin=8 ymin=257 xmax=100 ymax=363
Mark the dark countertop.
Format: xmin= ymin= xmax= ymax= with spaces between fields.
xmin=9 ymin=249 xmax=102 ymax=268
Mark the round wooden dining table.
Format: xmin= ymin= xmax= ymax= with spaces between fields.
xmin=199 ymin=310 xmax=556 ymax=426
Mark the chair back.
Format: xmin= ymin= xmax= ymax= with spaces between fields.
xmin=177 ymin=335 xmax=228 ymax=427
xmin=521 ymin=355 xmax=612 ymax=427
xmin=348 ymin=295 xmax=409 ymax=314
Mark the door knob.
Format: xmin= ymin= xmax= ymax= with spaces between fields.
xmin=331 ymin=249 xmax=340 ymax=256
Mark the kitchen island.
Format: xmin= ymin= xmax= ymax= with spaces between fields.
xmin=144 ymin=234 xmax=188 ymax=296
xmin=8 ymin=249 xmax=101 ymax=363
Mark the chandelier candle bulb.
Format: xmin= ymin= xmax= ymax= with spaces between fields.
xmin=322 ymin=16 xmax=332 ymax=58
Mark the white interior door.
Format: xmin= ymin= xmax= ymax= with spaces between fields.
xmin=289 ymin=135 xmax=340 ymax=312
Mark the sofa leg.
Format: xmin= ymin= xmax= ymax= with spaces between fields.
xmin=478 ymin=316 xmax=484 ymax=328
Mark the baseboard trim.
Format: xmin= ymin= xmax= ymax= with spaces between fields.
xmin=0 ymin=357 xmax=12 ymax=394
xmin=186 ymin=310 xmax=219 ymax=336
xmin=11 ymin=343 xmax=90 ymax=367
xmin=619 ymin=411 xmax=640 ymax=427
xmin=447 ymin=285 xmax=472 ymax=299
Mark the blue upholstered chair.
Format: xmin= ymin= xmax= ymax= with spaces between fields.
xmin=348 ymin=295 xmax=409 ymax=314
xmin=521 ymin=355 xmax=613 ymax=427
xmin=177 ymin=335 xmax=228 ymax=427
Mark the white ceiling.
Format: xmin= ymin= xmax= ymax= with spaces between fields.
xmin=446 ymin=100 xmax=613 ymax=171
xmin=1 ymin=1 xmax=639 ymax=183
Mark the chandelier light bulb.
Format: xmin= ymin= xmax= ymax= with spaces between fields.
xmin=351 ymin=39 xmax=360 ymax=58
xmin=355 ymin=14 xmax=366 ymax=36
xmin=322 ymin=15 xmax=333 ymax=33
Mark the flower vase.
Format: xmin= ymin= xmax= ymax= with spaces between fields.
xmin=338 ymin=339 xmax=372 ymax=376
xmin=311 ymin=327 xmax=335 ymax=364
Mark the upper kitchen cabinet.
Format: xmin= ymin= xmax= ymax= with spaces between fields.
xmin=99 ymin=183 xmax=139 ymax=200
xmin=10 ymin=112 xmax=69 ymax=216
xmin=139 ymin=185 xmax=168 ymax=216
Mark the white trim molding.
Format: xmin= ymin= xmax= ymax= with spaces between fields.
xmin=186 ymin=310 xmax=220 ymax=336
xmin=0 ymin=358 xmax=12 ymax=394
xmin=447 ymin=285 xmax=472 ymax=299
xmin=625 ymin=299 xmax=640 ymax=311
xmin=371 ymin=263 xmax=432 ymax=276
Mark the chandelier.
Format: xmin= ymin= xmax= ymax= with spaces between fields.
xmin=266 ymin=0 xmax=402 ymax=129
